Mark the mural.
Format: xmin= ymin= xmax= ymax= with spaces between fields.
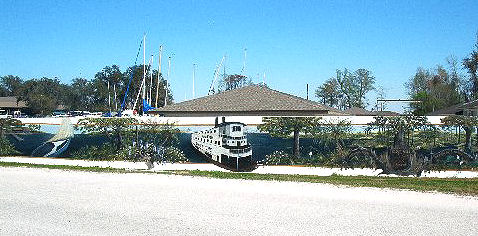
xmin=1 ymin=115 xmax=478 ymax=175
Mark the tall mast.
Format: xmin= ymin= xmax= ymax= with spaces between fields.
xmin=149 ymin=54 xmax=154 ymax=105
xmin=165 ymin=56 xmax=171 ymax=106
xmin=113 ymin=83 xmax=117 ymax=111
xmin=107 ymin=80 xmax=111 ymax=114
xmin=142 ymin=34 xmax=146 ymax=110
xmin=155 ymin=45 xmax=163 ymax=107
xmin=241 ymin=48 xmax=247 ymax=75
xmin=192 ymin=63 xmax=196 ymax=99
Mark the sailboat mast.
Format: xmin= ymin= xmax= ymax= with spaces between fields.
xmin=165 ymin=56 xmax=171 ymax=106
xmin=192 ymin=63 xmax=196 ymax=99
xmin=241 ymin=48 xmax=247 ymax=75
xmin=107 ymin=80 xmax=111 ymax=114
xmin=155 ymin=45 xmax=162 ymax=107
xmin=113 ymin=83 xmax=117 ymax=111
xmin=149 ymin=54 xmax=154 ymax=105
xmin=142 ymin=34 xmax=146 ymax=112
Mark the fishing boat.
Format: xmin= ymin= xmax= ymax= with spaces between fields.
xmin=191 ymin=117 xmax=255 ymax=171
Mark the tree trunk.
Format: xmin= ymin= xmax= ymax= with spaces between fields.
xmin=464 ymin=126 xmax=472 ymax=151
xmin=293 ymin=129 xmax=300 ymax=158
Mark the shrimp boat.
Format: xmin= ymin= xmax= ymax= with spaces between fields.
xmin=191 ymin=117 xmax=255 ymax=171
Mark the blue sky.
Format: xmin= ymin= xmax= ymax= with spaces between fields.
xmin=1 ymin=0 xmax=477 ymax=111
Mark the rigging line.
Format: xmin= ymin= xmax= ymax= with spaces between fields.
xmin=120 ymin=38 xmax=143 ymax=114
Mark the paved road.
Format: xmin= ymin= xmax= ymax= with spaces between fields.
xmin=1 ymin=167 xmax=477 ymax=235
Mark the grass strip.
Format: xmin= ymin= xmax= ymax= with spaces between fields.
xmin=1 ymin=161 xmax=478 ymax=196
xmin=0 ymin=161 xmax=140 ymax=173
xmin=166 ymin=170 xmax=478 ymax=196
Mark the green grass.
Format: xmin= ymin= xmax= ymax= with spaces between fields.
xmin=1 ymin=161 xmax=478 ymax=196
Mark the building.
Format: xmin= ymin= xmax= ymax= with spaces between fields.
xmin=343 ymin=107 xmax=399 ymax=116
xmin=0 ymin=96 xmax=27 ymax=116
xmin=150 ymin=85 xmax=344 ymax=117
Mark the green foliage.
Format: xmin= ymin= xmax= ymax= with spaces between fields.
xmin=441 ymin=115 xmax=478 ymax=150
xmin=406 ymin=66 xmax=462 ymax=115
xmin=316 ymin=68 xmax=375 ymax=109
xmin=163 ymin=146 xmax=188 ymax=163
xmin=0 ymin=75 xmax=23 ymax=97
xmin=463 ymin=36 xmax=478 ymax=100
xmin=258 ymin=117 xmax=322 ymax=158
xmin=0 ymin=118 xmax=23 ymax=138
xmin=27 ymin=124 xmax=41 ymax=133
xmin=264 ymin=151 xmax=294 ymax=165
xmin=0 ymin=138 xmax=19 ymax=156
xmin=311 ymin=119 xmax=352 ymax=151
xmin=367 ymin=115 xmax=429 ymax=147
xmin=73 ymin=118 xmax=186 ymax=163
xmin=71 ymin=143 xmax=129 ymax=161
xmin=258 ymin=117 xmax=321 ymax=138
xmin=218 ymin=74 xmax=250 ymax=92
xmin=77 ymin=117 xmax=138 ymax=151
xmin=18 ymin=77 xmax=69 ymax=115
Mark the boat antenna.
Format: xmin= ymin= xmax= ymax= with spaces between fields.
xmin=142 ymin=34 xmax=146 ymax=115
xmin=155 ymin=45 xmax=163 ymax=107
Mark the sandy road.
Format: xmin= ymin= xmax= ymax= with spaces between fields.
xmin=0 ymin=167 xmax=477 ymax=236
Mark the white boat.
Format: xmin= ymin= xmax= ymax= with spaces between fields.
xmin=31 ymin=118 xmax=73 ymax=157
xmin=191 ymin=117 xmax=255 ymax=171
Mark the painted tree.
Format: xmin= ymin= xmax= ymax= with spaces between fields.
xmin=258 ymin=117 xmax=321 ymax=158
xmin=441 ymin=115 xmax=478 ymax=151
xmin=77 ymin=117 xmax=138 ymax=151
xmin=0 ymin=118 xmax=22 ymax=139
xmin=0 ymin=118 xmax=22 ymax=156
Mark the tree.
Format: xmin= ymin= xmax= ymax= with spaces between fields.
xmin=441 ymin=115 xmax=478 ymax=151
xmin=0 ymin=118 xmax=22 ymax=139
xmin=407 ymin=65 xmax=462 ymax=115
xmin=77 ymin=117 xmax=138 ymax=151
xmin=315 ymin=78 xmax=341 ymax=108
xmin=0 ymin=118 xmax=22 ymax=156
xmin=316 ymin=68 xmax=375 ymax=109
xmin=0 ymin=75 xmax=23 ymax=97
xmin=258 ymin=117 xmax=321 ymax=158
xmin=463 ymin=36 xmax=478 ymax=100
xmin=18 ymin=78 xmax=66 ymax=115
xmin=219 ymin=74 xmax=249 ymax=92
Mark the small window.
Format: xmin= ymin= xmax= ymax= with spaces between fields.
xmin=232 ymin=126 xmax=241 ymax=132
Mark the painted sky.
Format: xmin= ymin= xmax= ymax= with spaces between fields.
xmin=1 ymin=0 xmax=477 ymax=111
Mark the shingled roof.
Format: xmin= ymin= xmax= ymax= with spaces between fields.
xmin=0 ymin=96 xmax=27 ymax=109
xmin=343 ymin=107 xmax=375 ymax=116
xmin=151 ymin=85 xmax=344 ymax=117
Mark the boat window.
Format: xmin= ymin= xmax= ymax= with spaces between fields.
xmin=232 ymin=126 xmax=241 ymax=132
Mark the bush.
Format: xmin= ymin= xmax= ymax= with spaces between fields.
xmin=0 ymin=138 xmax=19 ymax=156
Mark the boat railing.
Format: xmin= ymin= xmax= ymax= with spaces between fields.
xmin=230 ymin=147 xmax=252 ymax=154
